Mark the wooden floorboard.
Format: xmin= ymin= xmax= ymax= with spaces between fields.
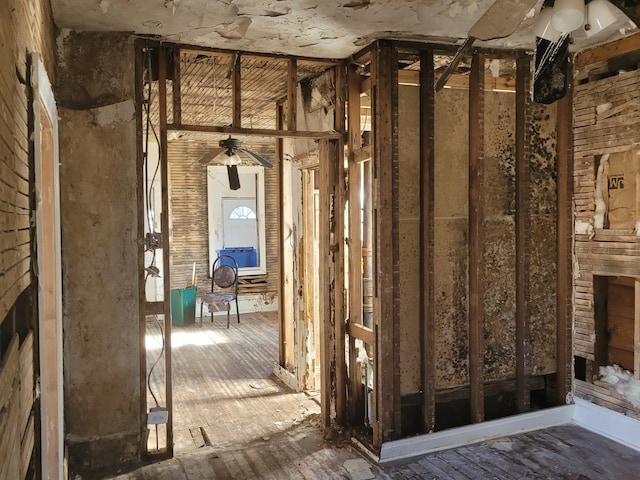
xmin=110 ymin=311 xmax=640 ymax=479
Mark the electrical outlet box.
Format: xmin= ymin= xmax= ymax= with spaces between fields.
xmin=148 ymin=407 xmax=169 ymax=425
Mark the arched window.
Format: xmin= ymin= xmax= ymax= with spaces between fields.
xmin=229 ymin=205 xmax=256 ymax=219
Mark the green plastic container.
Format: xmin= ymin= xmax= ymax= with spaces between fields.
xmin=170 ymin=286 xmax=196 ymax=326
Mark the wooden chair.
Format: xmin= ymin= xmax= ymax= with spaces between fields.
xmin=200 ymin=255 xmax=240 ymax=328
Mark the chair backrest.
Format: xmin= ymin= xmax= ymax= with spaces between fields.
xmin=211 ymin=255 xmax=238 ymax=293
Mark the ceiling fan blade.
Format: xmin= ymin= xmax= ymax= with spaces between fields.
xmin=227 ymin=164 xmax=241 ymax=190
xmin=239 ymin=148 xmax=273 ymax=168
xmin=435 ymin=0 xmax=538 ymax=92
xmin=468 ymin=0 xmax=538 ymax=41
xmin=198 ymin=147 xmax=224 ymax=164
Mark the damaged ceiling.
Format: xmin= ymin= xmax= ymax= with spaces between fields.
xmin=51 ymin=0 xmax=636 ymax=59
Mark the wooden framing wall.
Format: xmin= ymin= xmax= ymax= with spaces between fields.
xmin=572 ymin=34 xmax=640 ymax=417
xmin=350 ymin=41 xmax=562 ymax=448
xmin=137 ymin=41 xmax=345 ymax=457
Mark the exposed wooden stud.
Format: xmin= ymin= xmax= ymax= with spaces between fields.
xmin=168 ymin=124 xmax=342 ymax=139
xmin=172 ymin=47 xmax=182 ymax=125
xmin=348 ymin=323 xmax=375 ymax=346
xmin=158 ymin=47 xmax=174 ymax=455
xmin=335 ymin=63 xmax=346 ymax=134
xmin=372 ymin=40 xmax=400 ymax=445
xmin=515 ymin=54 xmax=531 ymax=413
xmin=468 ymin=50 xmax=485 ymax=424
xmin=556 ymin=73 xmax=573 ymax=406
xmin=135 ymin=43 xmax=149 ymax=458
xmin=232 ymin=53 xmax=241 ymax=129
xmin=420 ymin=49 xmax=436 ymax=434
xmin=287 ymin=59 xmax=297 ymax=131
xmin=593 ymin=276 xmax=609 ymax=373
xmin=334 ymin=136 xmax=347 ymax=426
xmin=276 ymin=102 xmax=286 ymax=367
xmin=347 ymin=63 xmax=364 ymax=425
xmin=318 ymin=138 xmax=333 ymax=428
xmin=635 ymin=279 xmax=640 ymax=379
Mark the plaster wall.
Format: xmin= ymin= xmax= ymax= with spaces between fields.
xmin=57 ymin=31 xmax=140 ymax=473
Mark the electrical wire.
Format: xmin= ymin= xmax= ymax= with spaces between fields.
xmin=146 ymin=314 xmax=164 ymax=408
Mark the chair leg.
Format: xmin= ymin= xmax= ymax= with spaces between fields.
xmin=235 ymin=300 xmax=240 ymax=324
xmin=226 ymin=304 xmax=230 ymax=329
xmin=200 ymin=302 xmax=203 ymax=327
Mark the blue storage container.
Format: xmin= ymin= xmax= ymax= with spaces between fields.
xmin=217 ymin=247 xmax=258 ymax=268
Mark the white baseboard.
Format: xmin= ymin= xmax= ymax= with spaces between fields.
xmin=572 ymin=397 xmax=640 ymax=452
xmin=379 ymin=405 xmax=574 ymax=463
xmin=272 ymin=362 xmax=299 ymax=392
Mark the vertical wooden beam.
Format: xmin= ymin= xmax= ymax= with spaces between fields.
xmin=157 ymin=47 xmax=174 ymax=455
xmin=288 ymin=59 xmax=297 ymax=131
xmin=232 ymin=53 xmax=241 ymax=129
xmin=556 ymin=72 xmax=573 ymax=405
xmin=347 ymin=64 xmax=364 ymax=425
xmin=335 ymin=63 xmax=346 ymax=134
xmin=420 ymin=49 xmax=436 ymax=433
xmin=135 ymin=42 xmax=148 ymax=458
xmin=172 ymin=47 xmax=181 ymax=125
xmin=334 ymin=137 xmax=347 ymax=426
xmin=635 ymin=279 xmax=640 ymax=379
xmin=468 ymin=51 xmax=485 ymax=424
xmin=318 ymin=138 xmax=333 ymax=427
xmin=593 ymin=276 xmax=609 ymax=373
xmin=515 ymin=54 xmax=531 ymax=413
xmin=276 ymin=102 xmax=286 ymax=367
xmin=372 ymin=40 xmax=400 ymax=446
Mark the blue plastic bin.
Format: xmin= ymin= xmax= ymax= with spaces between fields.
xmin=217 ymin=247 xmax=257 ymax=268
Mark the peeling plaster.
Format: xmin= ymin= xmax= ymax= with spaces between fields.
xmin=94 ymin=100 xmax=135 ymax=127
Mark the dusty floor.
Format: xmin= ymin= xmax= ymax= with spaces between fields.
xmin=104 ymin=311 xmax=640 ymax=479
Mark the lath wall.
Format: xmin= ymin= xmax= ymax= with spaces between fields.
xmin=168 ymin=141 xmax=279 ymax=297
xmin=0 ymin=0 xmax=55 ymax=477
xmin=573 ymin=35 xmax=640 ymax=419
xmin=0 ymin=0 xmax=54 ymax=321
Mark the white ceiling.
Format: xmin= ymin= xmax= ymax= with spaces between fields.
xmin=51 ymin=0 xmax=636 ymax=59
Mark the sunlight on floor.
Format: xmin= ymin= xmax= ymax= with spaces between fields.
xmin=145 ymin=329 xmax=230 ymax=350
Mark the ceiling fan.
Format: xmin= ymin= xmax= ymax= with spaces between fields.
xmin=198 ymin=136 xmax=274 ymax=190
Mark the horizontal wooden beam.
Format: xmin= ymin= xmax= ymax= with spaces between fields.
xmin=575 ymin=32 xmax=640 ymax=69
xmin=145 ymin=301 xmax=164 ymax=316
xmin=361 ymin=69 xmax=516 ymax=92
xmin=168 ymin=123 xmax=344 ymax=139
xmin=348 ymin=322 xmax=374 ymax=345
xmin=353 ymin=145 xmax=372 ymax=163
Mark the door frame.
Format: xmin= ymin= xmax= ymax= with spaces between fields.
xmin=32 ymin=52 xmax=65 ymax=479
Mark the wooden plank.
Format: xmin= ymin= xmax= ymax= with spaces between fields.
xmin=18 ymin=332 xmax=33 ymax=437
xmin=636 ymin=279 xmax=640 ymax=379
xmin=318 ymin=138 xmax=332 ymax=428
xmin=168 ymin=123 xmax=342 ymax=139
xmin=334 ymin=137 xmax=347 ymax=426
xmin=172 ymin=47 xmax=182 ymax=125
xmin=468 ymin=51 xmax=485 ymax=424
xmin=0 ymin=335 xmax=19 ymax=410
xmin=158 ymin=47 xmax=174 ymax=456
xmin=287 ymin=58 xmax=297 ymax=131
xmin=347 ymin=63 xmax=364 ymax=426
xmin=372 ymin=40 xmax=400 ymax=445
xmin=348 ymin=323 xmax=374 ymax=346
xmin=232 ymin=53 xmax=241 ymax=128
xmin=21 ymin=415 xmax=34 ymax=479
xmin=575 ymin=33 xmax=640 ymax=69
xmin=420 ymin=49 xmax=436 ymax=434
xmin=515 ymin=54 xmax=530 ymax=414
xmin=556 ymin=85 xmax=573 ymax=405
xmin=334 ymin=63 xmax=346 ymax=134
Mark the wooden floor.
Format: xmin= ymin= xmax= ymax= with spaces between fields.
xmin=109 ymin=311 xmax=640 ymax=479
